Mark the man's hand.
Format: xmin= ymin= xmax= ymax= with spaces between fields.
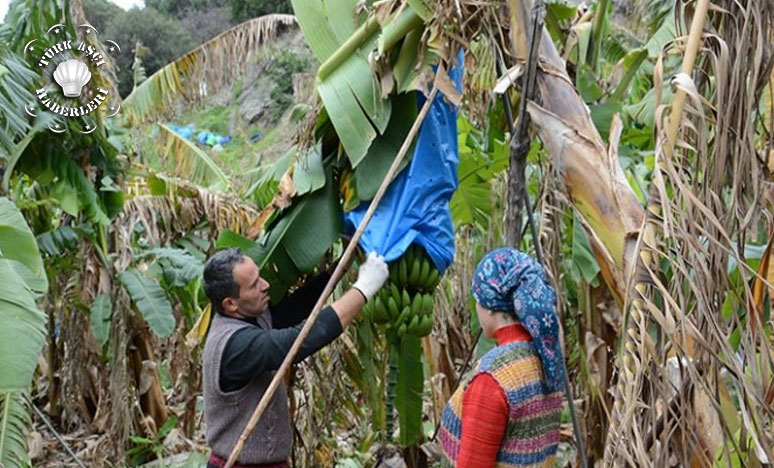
xmin=352 ymin=252 xmax=389 ymax=301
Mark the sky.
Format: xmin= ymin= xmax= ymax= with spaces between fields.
xmin=0 ymin=0 xmax=144 ymax=24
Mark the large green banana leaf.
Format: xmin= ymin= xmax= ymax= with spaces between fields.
xmin=395 ymin=335 xmax=423 ymax=446
xmin=292 ymin=0 xmax=433 ymax=166
xmin=120 ymin=269 xmax=176 ymax=338
xmin=0 ymin=198 xmax=47 ymax=468
xmin=354 ymin=92 xmax=418 ymax=201
xmin=217 ymin=169 xmax=342 ymax=302
xmin=0 ymin=392 xmax=33 ymax=468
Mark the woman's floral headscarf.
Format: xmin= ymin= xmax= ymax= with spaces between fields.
xmin=471 ymin=247 xmax=564 ymax=392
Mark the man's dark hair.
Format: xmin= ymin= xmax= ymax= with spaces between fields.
xmin=203 ymin=248 xmax=245 ymax=315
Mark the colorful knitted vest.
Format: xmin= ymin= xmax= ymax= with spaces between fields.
xmin=438 ymin=341 xmax=563 ymax=468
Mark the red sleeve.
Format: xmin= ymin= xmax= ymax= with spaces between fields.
xmin=456 ymin=373 xmax=509 ymax=468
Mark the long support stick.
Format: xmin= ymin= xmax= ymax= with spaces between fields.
xmin=224 ymin=85 xmax=440 ymax=468
xmin=29 ymin=398 xmax=89 ymax=468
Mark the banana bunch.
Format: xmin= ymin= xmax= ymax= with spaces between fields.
xmin=362 ymin=244 xmax=441 ymax=338
xmin=387 ymin=243 xmax=441 ymax=292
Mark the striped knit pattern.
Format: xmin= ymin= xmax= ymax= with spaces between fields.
xmin=439 ymin=341 xmax=563 ymax=468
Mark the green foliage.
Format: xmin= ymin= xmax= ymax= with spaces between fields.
xmin=120 ymin=269 xmax=176 ymax=338
xmin=82 ymin=0 xmax=123 ymax=32
xmin=140 ymin=247 xmax=203 ymax=288
xmin=127 ymin=415 xmax=178 ymax=465
xmin=0 ymin=198 xmax=46 ymax=279
xmin=354 ymin=93 xmax=417 ymax=201
xmin=292 ymin=144 xmax=326 ymax=195
xmin=266 ymin=49 xmax=310 ymax=123
xmin=0 ymin=392 xmax=32 ymax=468
xmin=90 ymin=294 xmax=112 ymax=346
xmin=0 ymin=199 xmax=46 ymax=467
xmin=105 ymin=7 xmax=196 ymax=97
xmin=568 ymin=213 xmax=601 ymax=286
xmin=0 ymin=198 xmax=47 ymax=392
xmin=217 ymin=166 xmax=342 ymax=302
xmin=18 ymin=145 xmax=113 ymax=225
xmin=145 ymin=0 xmax=228 ymax=18
xmin=450 ymin=114 xmax=509 ymax=229
xmin=395 ymin=335 xmax=423 ymax=445
xmin=0 ymin=46 xmax=47 ymax=160
xmin=229 ymin=0 xmax=292 ymax=23
xmin=156 ymin=123 xmax=232 ymax=192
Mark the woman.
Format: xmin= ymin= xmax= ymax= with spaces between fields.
xmin=438 ymin=248 xmax=564 ymax=468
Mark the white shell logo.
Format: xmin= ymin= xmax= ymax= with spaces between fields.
xmin=53 ymin=59 xmax=92 ymax=97
xmin=23 ymin=23 xmax=121 ymax=133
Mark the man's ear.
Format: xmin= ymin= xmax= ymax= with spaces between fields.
xmin=222 ymin=297 xmax=238 ymax=315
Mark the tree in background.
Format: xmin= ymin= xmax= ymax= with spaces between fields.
xmin=228 ymin=0 xmax=291 ymax=24
xmin=81 ymin=0 xmax=123 ymax=33
xmin=105 ymin=7 xmax=195 ymax=97
xmin=178 ymin=7 xmax=234 ymax=45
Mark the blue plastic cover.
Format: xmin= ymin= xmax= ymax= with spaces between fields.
xmin=343 ymin=50 xmax=464 ymax=273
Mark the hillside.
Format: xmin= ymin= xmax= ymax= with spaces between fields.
xmin=131 ymin=28 xmax=316 ymax=178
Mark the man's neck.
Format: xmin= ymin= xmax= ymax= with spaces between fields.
xmin=223 ymin=311 xmax=259 ymax=325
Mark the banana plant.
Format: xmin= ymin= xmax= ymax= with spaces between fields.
xmin=0 ymin=198 xmax=48 ymax=468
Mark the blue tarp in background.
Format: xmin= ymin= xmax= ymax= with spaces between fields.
xmin=168 ymin=124 xmax=232 ymax=147
xmin=344 ymin=50 xmax=464 ymax=274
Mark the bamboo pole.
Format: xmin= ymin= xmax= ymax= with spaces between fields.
xmin=224 ymin=84 xmax=440 ymax=468
xmin=602 ymin=0 xmax=712 ymax=465
xmin=664 ymin=0 xmax=711 ymax=158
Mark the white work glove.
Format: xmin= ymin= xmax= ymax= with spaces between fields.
xmin=352 ymin=252 xmax=389 ymax=301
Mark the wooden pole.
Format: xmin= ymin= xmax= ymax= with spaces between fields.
xmin=664 ymin=0 xmax=711 ymax=158
xmin=603 ymin=0 xmax=712 ymax=464
xmin=224 ymin=84 xmax=440 ymax=468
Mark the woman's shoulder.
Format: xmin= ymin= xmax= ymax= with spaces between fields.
xmin=477 ymin=341 xmax=539 ymax=372
xmin=475 ymin=342 xmax=548 ymax=395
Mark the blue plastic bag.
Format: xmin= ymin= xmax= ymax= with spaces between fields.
xmin=343 ymin=50 xmax=464 ymax=273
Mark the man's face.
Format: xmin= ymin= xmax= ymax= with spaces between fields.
xmin=224 ymin=256 xmax=270 ymax=318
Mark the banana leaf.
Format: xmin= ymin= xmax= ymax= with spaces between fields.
xmin=292 ymin=0 xmax=441 ymax=166
xmin=120 ymin=269 xmax=176 ymax=338
xmin=90 ymin=294 xmax=112 ymax=347
xmin=395 ymin=335 xmax=424 ymax=446
xmin=217 ymin=169 xmax=342 ymax=302
xmin=156 ymin=124 xmax=231 ymax=192
xmin=0 ymin=392 xmax=32 ymax=468
xmin=354 ymin=92 xmax=418 ymax=200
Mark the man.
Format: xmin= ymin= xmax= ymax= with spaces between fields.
xmin=201 ymin=248 xmax=388 ymax=468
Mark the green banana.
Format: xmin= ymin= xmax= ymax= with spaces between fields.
xmin=390 ymin=283 xmax=401 ymax=305
xmin=379 ymin=288 xmax=389 ymax=305
xmin=374 ymin=296 xmax=389 ymax=323
xmin=424 ymin=267 xmax=440 ymax=290
xmin=387 ymin=297 xmax=400 ymax=320
xmin=422 ymin=293 xmax=434 ymax=316
xmin=407 ymin=314 xmax=421 ymax=335
xmin=411 ymin=293 xmax=423 ymax=317
xmin=402 ymin=289 xmax=411 ymax=310
xmin=396 ymin=306 xmax=411 ymax=326
xmin=417 ymin=315 xmax=434 ymax=336
xmin=405 ymin=244 xmax=415 ymax=270
xmin=397 ymin=323 xmax=407 ymax=338
xmin=418 ymin=257 xmax=430 ymax=287
xmin=399 ymin=257 xmax=408 ymax=285
xmin=408 ymin=256 xmax=421 ymax=285
xmin=389 ymin=261 xmax=398 ymax=279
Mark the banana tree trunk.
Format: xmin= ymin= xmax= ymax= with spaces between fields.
xmin=506 ymin=0 xmax=646 ymax=464
xmin=506 ymin=0 xmax=644 ymax=310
